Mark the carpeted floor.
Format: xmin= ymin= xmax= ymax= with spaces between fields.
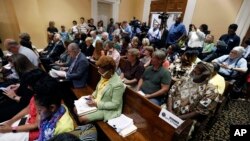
xmin=196 ymin=99 xmax=250 ymax=141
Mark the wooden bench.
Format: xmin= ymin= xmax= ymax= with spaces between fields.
xmin=71 ymin=61 xmax=193 ymax=141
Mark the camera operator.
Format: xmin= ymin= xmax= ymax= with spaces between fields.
xmin=156 ymin=12 xmax=169 ymax=48
xmin=130 ymin=18 xmax=142 ymax=38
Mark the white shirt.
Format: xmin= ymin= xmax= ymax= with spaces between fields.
xmin=72 ymin=25 xmax=79 ymax=34
xmin=79 ymin=23 xmax=89 ymax=34
xmin=147 ymin=28 xmax=160 ymax=42
xmin=19 ymin=46 xmax=39 ymax=66
xmin=188 ymin=29 xmax=205 ymax=48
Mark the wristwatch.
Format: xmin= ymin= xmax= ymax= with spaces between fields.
xmin=12 ymin=126 xmax=17 ymax=133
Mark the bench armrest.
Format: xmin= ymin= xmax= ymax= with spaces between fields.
xmin=173 ymin=119 xmax=193 ymax=141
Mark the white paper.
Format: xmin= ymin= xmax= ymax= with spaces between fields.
xmin=107 ymin=114 xmax=134 ymax=133
xmin=74 ymin=96 xmax=97 ymax=116
xmin=159 ymin=108 xmax=184 ymax=129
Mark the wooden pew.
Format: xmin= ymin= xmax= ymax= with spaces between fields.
xmin=72 ymin=61 xmax=193 ymax=141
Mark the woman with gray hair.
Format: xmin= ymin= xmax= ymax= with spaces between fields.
xmin=212 ymin=46 xmax=248 ymax=80
xmin=120 ymin=48 xmax=145 ymax=88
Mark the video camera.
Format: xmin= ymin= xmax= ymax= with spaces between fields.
xmin=158 ymin=12 xmax=169 ymax=23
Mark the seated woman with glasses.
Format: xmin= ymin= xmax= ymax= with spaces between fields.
xmin=76 ymin=56 xmax=126 ymax=123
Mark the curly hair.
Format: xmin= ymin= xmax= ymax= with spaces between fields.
xmin=96 ymin=56 xmax=116 ymax=74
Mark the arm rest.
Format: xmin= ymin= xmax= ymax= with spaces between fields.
xmin=173 ymin=119 xmax=193 ymax=141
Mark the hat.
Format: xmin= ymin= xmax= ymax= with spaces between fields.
xmin=197 ymin=61 xmax=214 ymax=73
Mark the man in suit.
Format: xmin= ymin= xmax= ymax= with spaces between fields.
xmin=40 ymin=33 xmax=65 ymax=71
xmin=57 ymin=43 xmax=89 ymax=88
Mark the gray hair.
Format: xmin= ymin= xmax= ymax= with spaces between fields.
xmin=68 ymin=43 xmax=80 ymax=52
xmin=128 ymin=48 xmax=139 ymax=57
xmin=152 ymin=50 xmax=166 ymax=61
xmin=102 ymin=32 xmax=109 ymax=38
xmin=232 ymin=46 xmax=245 ymax=56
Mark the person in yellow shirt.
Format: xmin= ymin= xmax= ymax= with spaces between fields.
xmin=34 ymin=76 xmax=74 ymax=141
xmin=77 ymin=56 xmax=125 ymax=123
xmin=209 ymin=63 xmax=226 ymax=95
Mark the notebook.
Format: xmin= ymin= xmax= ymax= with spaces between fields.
xmin=49 ymin=69 xmax=66 ymax=78
xmin=107 ymin=114 xmax=137 ymax=137
xmin=74 ymin=96 xmax=97 ymax=116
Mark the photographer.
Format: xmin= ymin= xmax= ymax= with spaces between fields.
xmin=130 ymin=17 xmax=142 ymax=38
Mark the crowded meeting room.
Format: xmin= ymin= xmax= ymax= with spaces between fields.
xmin=0 ymin=0 xmax=250 ymax=141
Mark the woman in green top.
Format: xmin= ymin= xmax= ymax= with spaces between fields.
xmin=77 ymin=56 xmax=125 ymax=123
xmin=200 ymin=34 xmax=215 ymax=59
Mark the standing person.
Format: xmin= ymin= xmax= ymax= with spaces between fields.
xmin=88 ymin=18 xmax=97 ymax=34
xmin=78 ymin=17 xmax=89 ymax=34
xmin=112 ymin=22 xmax=121 ymax=39
xmin=219 ymin=24 xmax=240 ymax=54
xmin=60 ymin=25 xmax=70 ymax=42
xmin=121 ymin=21 xmax=132 ymax=38
xmin=187 ymin=24 xmax=206 ymax=53
xmin=47 ymin=21 xmax=58 ymax=39
xmin=166 ymin=16 xmax=187 ymax=46
xmin=71 ymin=20 xmax=79 ymax=36
xmin=107 ymin=18 xmax=115 ymax=40
xmin=147 ymin=23 xmax=160 ymax=45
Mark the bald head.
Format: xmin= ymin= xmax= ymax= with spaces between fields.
xmin=68 ymin=43 xmax=80 ymax=58
xmin=4 ymin=39 xmax=20 ymax=54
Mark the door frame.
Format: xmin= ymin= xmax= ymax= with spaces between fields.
xmin=91 ymin=0 xmax=120 ymax=25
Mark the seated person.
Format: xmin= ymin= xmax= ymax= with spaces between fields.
xmin=0 ymin=69 xmax=47 ymax=141
xmin=169 ymin=50 xmax=198 ymax=81
xmin=4 ymin=39 xmax=39 ymax=66
xmin=81 ymin=37 xmax=94 ymax=57
xmin=48 ymin=133 xmax=81 ymax=141
xmin=199 ymin=34 xmax=215 ymax=59
xmin=212 ymin=46 xmax=248 ymax=81
xmin=140 ymin=46 xmax=154 ymax=68
xmin=55 ymin=43 xmax=89 ymax=88
xmin=40 ymin=33 xmax=65 ymax=71
xmin=34 ymin=77 xmax=74 ymax=141
xmin=165 ymin=44 xmax=180 ymax=63
xmin=92 ymin=40 xmax=105 ymax=61
xmin=52 ymin=40 xmax=72 ymax=70
xmin=167 ymin=61 xmax=219 ymax=120
xmin=77 ymin=56 xmax=125 ymax=123
xmin=137 ymin=50 xmax=171 ymax=106
xmin=0 ymin=54 xmax=40 ymax=123
xmin=120 ymin=48 xmax=145 ymax=88
xmin=104 ymin=41 xmax=120 ymax=69
xmin=209 ymin=63 xmax=226 ymax=96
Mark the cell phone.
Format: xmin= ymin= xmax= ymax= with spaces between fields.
xmin=18 ymin=117 xmax=27 ymax=126
xmin=85 ymin=97 xmax=91 ymax=101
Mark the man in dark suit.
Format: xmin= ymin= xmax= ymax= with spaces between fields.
xmin=57 ymin=43 xmax=89 ymax=88
xmin=40 ymin=33 xmax=65 ymax=71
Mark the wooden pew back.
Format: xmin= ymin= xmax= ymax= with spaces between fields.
xmin=72 ymin=61 xmax=193 ymax=141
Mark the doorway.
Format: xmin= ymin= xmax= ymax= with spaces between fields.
xmin=97 ymin=2 xmax=113 ymax=28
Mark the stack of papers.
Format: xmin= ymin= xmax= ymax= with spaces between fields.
xmin=107 ymin=114 xmax=137 ymax=137
xmin=74 ymin=96 xmax=97 ymax=116
xmin=49 ymin=69 xmax=66 ymax=78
